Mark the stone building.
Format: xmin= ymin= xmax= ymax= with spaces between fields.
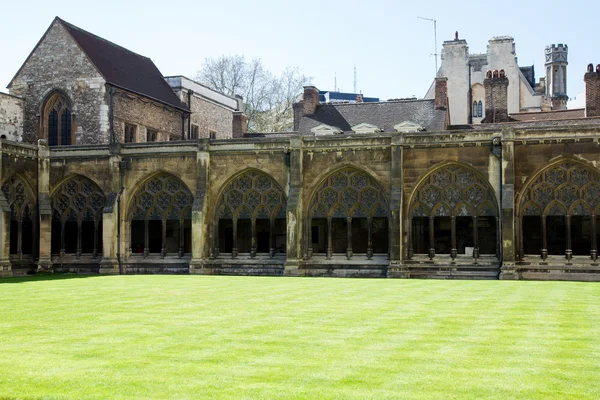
xmin=425 ymin=33 xmax=572 ymax=125
xmin=1 ymin=18 xmax=600 ymax=281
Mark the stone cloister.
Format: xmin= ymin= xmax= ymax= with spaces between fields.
xmin=1 ymin=122 xmax=600 ymax=281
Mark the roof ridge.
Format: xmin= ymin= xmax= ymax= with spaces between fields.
xmin=325 ymin=99 xmax=434 ymax=107
xmin=57 ymin=17 xmax=151 ymax=61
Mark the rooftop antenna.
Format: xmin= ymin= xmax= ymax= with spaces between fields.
xmin=417 ymin=16 xmax=438 ymax=75
xmin=334 ymin=72 xmax=337 ymax=92
xmin=353 ymin=65 xmax=357 ymax=93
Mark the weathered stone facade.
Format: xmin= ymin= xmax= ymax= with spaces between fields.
xmin=0 ymin=93 xmax=24 ymax=140
xmin=8 ymin=20 xmax=107 ymax=144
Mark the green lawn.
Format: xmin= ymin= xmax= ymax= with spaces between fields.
xmin=0 ymin=276 xmax=599 ymax=399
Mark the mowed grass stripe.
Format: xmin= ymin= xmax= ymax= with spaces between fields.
xmin=0 ymin=276 xmax=599 ymax=399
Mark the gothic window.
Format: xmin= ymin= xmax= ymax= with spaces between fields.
xmin=519 ymin=161 xmax=600 ymax=260
xmin=408 ymin=164 xmax=499 ymax=260
xmin=1 ymin=175 xmax=35 ymax=257
xmin=307 ymin=167 xmax=389 ymax=259
xmin=43 ymin=91 xmax=72 ymax=146
xmin=128 ymin=173 xmax=193 ymax=257
xmin=124 ymin=123 xmax=136 ymax=143
xmin=50 ymin=175 xmax=105 ymax=258
xmin=472 ymin=101 xmax=478 ymax=118
xmin=215 ymin=170 xmax=286 ymax=258
xmin=209 ymin=130 xmax=216 ymax=140
xmin=146 ymin=129 xmax=158 ymax=142
xmin=477 ymin=101 xmax=483 ymax=118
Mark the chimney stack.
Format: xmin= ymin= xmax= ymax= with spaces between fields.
xmin=232 ymin=111 xmax=247 ymax=138
xmin=482 ymin=70 xmax=509 ymax=123
xmin=434 ymin=77 xmax=448 ymax=110
xmin=584 ymin=64 xmax=600 ymax=117
xmin=356 ymin=93 xmax=363 ymax=103
xmin=302 ymin=86 xmax=320 ymax=116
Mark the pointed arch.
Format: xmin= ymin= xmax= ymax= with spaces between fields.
xmin=1 ymin=174 xmax=37 ymax=257
xmin=213 ymin=169 xmax=287 ymax=258
xmin=41 ymin=89 xmax=74 ymax=146
xmin=50 ymin=174 xmax=105 ymax=257
xmin=127 ymin=172 xmax=193 ymax=257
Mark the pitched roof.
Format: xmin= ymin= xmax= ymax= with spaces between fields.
xmin=297 ymin=99 xmax=447 ymax=135
xmin=58 ymin=18 xmax=188 ymax=111
xmin=509 ymin=108 xmax=585 ymax=122
xmin=9 ymin=17 xmax=188 ymax=111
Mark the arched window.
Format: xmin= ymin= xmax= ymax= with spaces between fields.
xmin=128 ymin=173 xmax=193 ymax=257
xmin=43 ymin=92 xmax=73 ymax=146
xmin=215 ymin=170 xmax=286 ymax=258
xmin=51 ymin=176 xmax=105 ymax=258
xmin=1 ymin=175 xmax=35 ymax=257
xmin=307 ymin=167 xmax=389 ymax=260
xmin=408 ymin=164 xmax=499 ymax=261
xmin=472 ymin=101 xmax=478 ymax=117
xmin=519 ymin=161 xmax=600 ymax=261
xmin=125 ymin=124 xmax=136 ymax=143
xmin=478 ymin=100 xmax=483 ymax=118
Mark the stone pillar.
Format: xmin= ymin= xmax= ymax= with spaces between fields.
xmin=0 ymin=141 xmax=11 ymax=277
xmin=100 ymin=144 xmax=122 ymax=274
xmin=387 ymin=134 xmax=406 ymax=278
xmin=498 ymin=129 xmax=518 ymax=280
xmin=190 ymin=139 xmax=210 ymax=274
xmin=37 ymin=140 xmax=53 ymax=273
xmin=284 ymin=137 xmax=303 ymax=276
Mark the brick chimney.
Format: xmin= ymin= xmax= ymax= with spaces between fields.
xmin=482 ymin=70 xmax=509 ymax=123
xmin=434 ymin=77 xmax=448 ymax=110
xmin=302 ymin=86 xmax=320 ymax=116
xmin=584 ymin=64 xmax=600 ymax=117
xmin=356 ymin=94 xmax=363 ymax=103
xmin=232 ymin=111 xmax=247 ymax=138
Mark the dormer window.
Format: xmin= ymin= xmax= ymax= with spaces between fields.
xmin=351 ymin=123 xmax=382 ymax=134
xmin=393 ymin=121 xmax=425 ymax=133
xmin=42 ymin=91 xmax=73 ymax=146
xmin=310 ymin=124 xmax=342 ymax=135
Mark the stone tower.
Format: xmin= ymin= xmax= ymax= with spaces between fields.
xmin=545 ymin=44 xmax=568 ymax=110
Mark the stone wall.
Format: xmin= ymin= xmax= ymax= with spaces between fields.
xmin=187 ymin=91 xmax=234 ymax=139
xmin=8 ymin=20 xmax=108 ymax=144
xmin=112 ymin=91 xmax=184 ymax=142
xmin=0 ymin=93 xmax=24 ymax=141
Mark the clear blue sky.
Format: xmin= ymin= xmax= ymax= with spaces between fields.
xmin=0 ymin=0 xmax=595 ymax=101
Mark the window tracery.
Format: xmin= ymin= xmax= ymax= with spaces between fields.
xmin=1 ymin=175 xmax=35 ymax=256
xmin=128 ymin=173 xmax=193 ymax=257
xmin=43 ymin=92 xmax=72 ymax=146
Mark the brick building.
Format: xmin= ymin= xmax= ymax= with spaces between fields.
xmin=1 ymin=18 xmax=600 ymax=281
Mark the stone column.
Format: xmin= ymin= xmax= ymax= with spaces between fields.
xmin=100 ymin=144 xmax=122 ymax=274
xmin=190 ymin=139 xmax=210 ymax=274
xmin=0 ymin=140 xmax=11 ymax=277
xmin=387 ymin=134 xmax=406 ymax=278
xmin=37 ymin=140 xmax=53 ymax=273
xmin=284 ymin=137 xmax=303 ymax=276
xmin=498 ymin=130 xmax=518 ymax=280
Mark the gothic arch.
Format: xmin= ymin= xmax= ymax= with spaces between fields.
xmin=407 ymin=162 xmax=499 ymax=260
xmin=306 ymin=161 xmax=386 ymax=198
xmin=1 ymin=174 xmax=36 ymax=257
xmin=127 ymin=172 xmax=193 ymax=257
xmin=40 ymin=89 xmax=74 ymax=146
xmin=517 ymin=158 xmax=600 ymax=260
xmin=306 ymin=166 xmax=389 ymax=259
xmin=213 ymin=169 xmax=287 ymax=258
xmin=50 ymin=174 xmax=106 ymax=257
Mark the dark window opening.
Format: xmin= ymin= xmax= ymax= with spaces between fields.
xmin=218 ymin=219 xmax=233 ymax=253
xmin=125 ymin=124 xmax=136 ymax=143
xmin=312 ymin=219 xmax=327 ymax=253
xmin=48 ymin=110 xmax=59 ymax=146
xmin=478 ymin=216 xmax=497 ymax=255
xmin=209 ymin=130 xmax=216 ymax=139
xmin=148 ymin=220 xmax=162 ymax=253
xmin=256 ymin=219 xmax=270 ymax=253
xmin=412 ymin=217 xmax=430 ymax=254
xmin=572 ymin=216 xmax=592 ymax=256
xmin=332 ymin=218 xmax=347 ymax=253
xmin=64 ymin=221 xmax=78 ymax=254
xmin=191 ymin=125 xmax=199 ymax=140
xmin=9 ymin=220 xmax=18 ymax=254
xmin=51 ymin=219 xmax=62 ymax=254
xmin=22 ymin=219 xmax=33 ymax=255
xmin=131 ymin=220 xmax=145 ymax=253
xmin=372 ymin=217 xmax=389 ymax=253
xmin=80 ymin=221 xmax=96 ymax=253
xmin=434 ymin=217 xmax=451 ymax=254
xmin=547 ymin=216 xmax=566 ymax=255
xmin=147 ymin=129 xmax=158 ymax=142
xmin=351 ymin=218 xmax=368 ymax=253
xmin=456 ymin=216 xmax=473 ymax=254
xmin=165 ymin=220 xmax=180 ymax=253
xmin=523 ymin=216 xmax=542 ymax=255
xmin=237 ymin=219 xmax=251 ymax=253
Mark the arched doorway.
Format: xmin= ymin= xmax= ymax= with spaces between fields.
xmin=306 ymin=167 xmax=389 ymax=260
xmin=51 ymin=176 xmax=105 ymax=258
xmin=1 ymin=175 xmax=36 ymax=259
xmin=214 ymin=170 xmax=287 ymax=258
xmin=42 ymin=91 xmax=73 ymax=146
xmin=407 ymin=164 xmax=499 ymax=260
xmin=128 ymin=173 xmax=193 ymax=257
xmin=518 ymin=160 xmax=600 ymax=261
